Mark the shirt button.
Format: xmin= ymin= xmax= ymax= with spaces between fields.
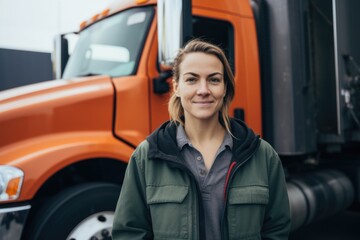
xmin=196 ymin=156 xmax=202 ymax=161
xmin=200 ymin=169 xmax=206 ymax=176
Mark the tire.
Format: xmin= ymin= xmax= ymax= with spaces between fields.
xmin=24 ymin=182 xmax=121 ymax=240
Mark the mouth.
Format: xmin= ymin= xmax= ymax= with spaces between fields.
xmin=193 ymin=101 xmax=214 ymax=104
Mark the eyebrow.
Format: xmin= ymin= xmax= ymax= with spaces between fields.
xmin=183 ymin=72 xmax=223 ymax=77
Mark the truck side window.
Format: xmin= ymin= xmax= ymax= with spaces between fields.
xmin=193 ymin=17 xmax=235 ymax=71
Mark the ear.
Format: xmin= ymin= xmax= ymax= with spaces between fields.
xmin=172 ymin=79 xmax=180 ymax=97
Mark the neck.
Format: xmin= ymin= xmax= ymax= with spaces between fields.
xmin=184 ymin=116 xmax=225 ymax=146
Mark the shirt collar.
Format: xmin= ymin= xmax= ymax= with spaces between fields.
xmin=176 ymin=124 xmax=190 ymax=150
xmin=176 ymin=124 xmax=233 ymax=150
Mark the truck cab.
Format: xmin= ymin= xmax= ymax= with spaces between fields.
xmin=0 ymin=0 xmax=359 ymax=239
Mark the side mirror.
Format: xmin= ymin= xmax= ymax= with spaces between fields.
xmin=52 ymin=33 xmax=78 ymax=79
xmin=155 ymin=0 xmax=192 ymax=94
xmin=52 ymin=34 xmax=69 ymax=79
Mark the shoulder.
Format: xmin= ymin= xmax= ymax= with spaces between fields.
xmin=130 ymin=140 xmax=150 ymax=171
xmin=133 ymin=140 xmax=150 ymax=158
xmin=253 ymin=139 xmax=282 ymax=169
xmin=258 ymin=139 xmax=279 ymax=158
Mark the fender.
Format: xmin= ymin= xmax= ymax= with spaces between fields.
xmin=0 ymin=131 xmax=134 ymax=202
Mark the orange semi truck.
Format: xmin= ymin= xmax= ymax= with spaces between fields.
xmin=0 ymin=0 xmax=359 ymax=239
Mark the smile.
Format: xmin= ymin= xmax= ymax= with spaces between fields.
xmin=193 ymin=101 xmax=213 ymax=104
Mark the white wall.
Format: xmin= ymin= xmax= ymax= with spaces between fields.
xmin=0 ymin=0 xmax=112 ymax=52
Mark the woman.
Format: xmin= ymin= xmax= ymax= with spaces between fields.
xmin=112 ymin=40 xmax=291 ymax=240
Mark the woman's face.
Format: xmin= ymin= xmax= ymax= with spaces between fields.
xmin=173 ymin=52 xmax=226 ymax=123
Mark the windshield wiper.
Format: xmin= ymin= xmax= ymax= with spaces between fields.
xmin=76 ymin=73 xmax=101 ymax=77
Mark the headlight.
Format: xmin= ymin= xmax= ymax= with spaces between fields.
xmin=0 ymin=166 xmax=24 ymax=201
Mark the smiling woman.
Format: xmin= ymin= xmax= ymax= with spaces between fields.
xmin=173 ymin=52 xmax=226 ymax=125
xmin=112 ymin=39 xmax=291 ymax=240
xmin=169 ymin=40 xmax=235 ymax=136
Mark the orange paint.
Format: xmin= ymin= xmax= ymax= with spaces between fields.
xmin=101 ymin=8 xmax=110 ymax=17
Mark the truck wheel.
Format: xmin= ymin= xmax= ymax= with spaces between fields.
xmin=25 ymin=182 xmax=121 ymax=240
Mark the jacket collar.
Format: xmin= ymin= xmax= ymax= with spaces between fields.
xmin=176 ymin=124 xmax=233 ymax=151
xmin=230 ymin=119 xmax=261 ymax=164
xmin=147 ymin=119 xmax=260 ymax=164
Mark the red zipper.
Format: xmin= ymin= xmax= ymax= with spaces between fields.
xmin=223 ymin=161 xmax=236 ymax=200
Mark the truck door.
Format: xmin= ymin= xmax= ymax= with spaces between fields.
xmin=110 ymin=7 xmax=155 ymax=146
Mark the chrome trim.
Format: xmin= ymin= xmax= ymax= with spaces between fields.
xmin=0 ymin=205 xmax=30 ymax=240
xmin=332 ymin=0 xmax=341 ymax=134
xmin=157 ymin=0 xmax=183 ymax=66
xmin=0 ymin=205 xmax=31 ymax=214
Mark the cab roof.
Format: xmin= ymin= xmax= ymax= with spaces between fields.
xmin=80 ymin=0 xmax=252 ymax=30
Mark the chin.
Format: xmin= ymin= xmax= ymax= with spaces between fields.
xmin=192 ymin=114 xmax=218 ymax=121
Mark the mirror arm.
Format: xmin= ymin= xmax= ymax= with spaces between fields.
xmin=153 ymin=70 xmax=173 ymax=94
xmin=182 ymin=0 xmax=193 ymax=44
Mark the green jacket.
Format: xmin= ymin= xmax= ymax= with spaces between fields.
xmin=112 ymin=120 xmax=291 ymax=240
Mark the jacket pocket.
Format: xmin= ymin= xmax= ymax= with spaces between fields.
xmin=227 ymin=185 xmax=269 ymax=240
xmin=147 ymin=185 xmax=189 ymax=239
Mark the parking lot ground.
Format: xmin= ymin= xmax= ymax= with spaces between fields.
xmin=289 ymin=211 xmax=360 ymax=240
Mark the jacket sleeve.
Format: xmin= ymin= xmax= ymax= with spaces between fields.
xmin=261 ymin=154 xmax=291 ymax=240
xmin=112 ymin=145 xmax=153 ymax=240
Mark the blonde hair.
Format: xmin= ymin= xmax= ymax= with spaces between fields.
xmin=168 ymin=39 xmax=235 ymax=134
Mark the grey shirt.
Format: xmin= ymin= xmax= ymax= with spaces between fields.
xmin=176 ymin=125 xmax=233 ymax=240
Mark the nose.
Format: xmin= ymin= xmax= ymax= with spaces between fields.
xmin=196 ymin=79 xmax=210 ymax=95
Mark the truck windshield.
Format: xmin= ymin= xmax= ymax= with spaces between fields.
xmin=63 ymin=7 xmax=154 ymax=79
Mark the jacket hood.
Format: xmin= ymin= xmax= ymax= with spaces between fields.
xmin=147 ymin=119 xmax=260 ymax=163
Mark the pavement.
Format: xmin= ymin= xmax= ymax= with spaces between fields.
xmin=289 ymin=211 xmax=360 ymax=240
